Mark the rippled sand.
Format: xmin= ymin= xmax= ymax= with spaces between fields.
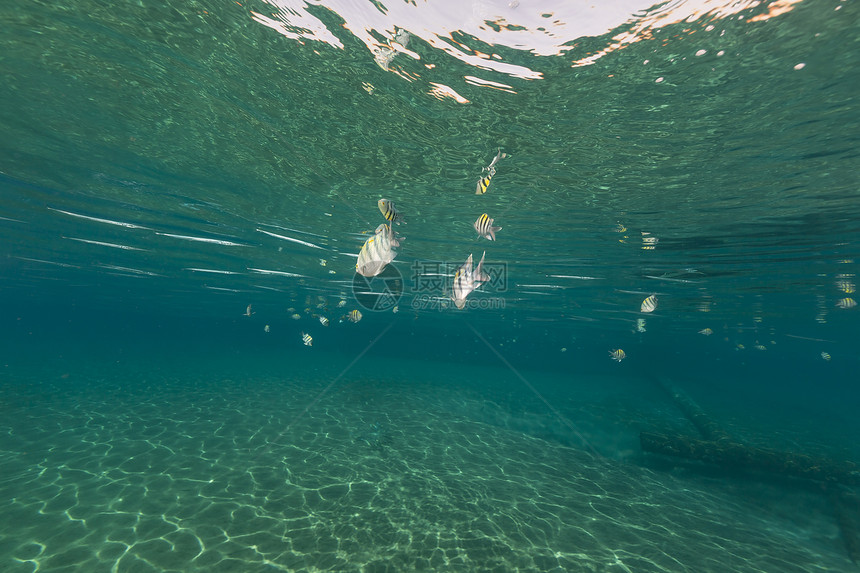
xmin=0 ymin=359 xmax=851 ymax=572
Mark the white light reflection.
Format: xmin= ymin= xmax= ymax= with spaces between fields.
xmin=249 ymin=0 xmax=804 ymax=81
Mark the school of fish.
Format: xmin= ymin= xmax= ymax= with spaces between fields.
xmin=239 ymin=146 xmax=850 ymax=367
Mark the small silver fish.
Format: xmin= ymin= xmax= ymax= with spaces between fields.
xmin=301 ymin=332 xmax=313 ymax=346
xmin=476 ymin=148 xmax=507 ymax=195
xmin=452 ymin=251 xmax=489 ymax=310
xmin=474 ymin=213 xmax=502 ymax=241
xmin=641 ymin=294 xmax=658 ymax=313
xmin=378 ymin=198 xmax=403 ymax=224
xmin=243 ymin=304 xmax=254 ymax=317
xmin=264 ymin=324 xmax=270 ymax=333
xmin=356 ymin=223 xmax=401 ymax=277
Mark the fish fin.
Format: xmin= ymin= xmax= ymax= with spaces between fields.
xmin=475 ymin=251 xmax=489 ymax=282
xmin=357 ymin=261 xmax=385 ymax=277
xmin=489 ymin=226 xmax=501 ymax=241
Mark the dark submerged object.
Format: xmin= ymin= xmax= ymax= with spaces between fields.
xmin=639 ymin=431 xmax=860 ymax=486
xmin=642 ymin=376 xmax=860 ymax=565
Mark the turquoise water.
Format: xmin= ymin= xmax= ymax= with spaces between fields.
xmin=2 ymin=0 xmax=859 ymax=571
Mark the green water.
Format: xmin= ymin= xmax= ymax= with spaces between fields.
xmin=2 ymin=0 xmax=859 ymax=571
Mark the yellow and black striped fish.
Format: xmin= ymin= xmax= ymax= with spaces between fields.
xmin=640 ymin=294 xmax=658 ymax=313
xmin=475 ymin=148 xmax=506 ymax=195
xmin=378 ymin=198 xmax=403 ymax=224
xmin=836 ymin=297 xmax=857 ymax=309
xmin=476 ymin=173 xmax=493 ymax=195
xmin=301 ymin=332 xmax=313 ymax=346
xmin=609 ymin=349 xmax=626 ymax=362
xmin=347 ymin=309 xmax=362 ymax=323
xmin=473 ymin=213 xmax=502 ymax=241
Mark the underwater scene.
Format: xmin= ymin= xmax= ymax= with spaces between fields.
xmin=1 ymin=0 xmax=859 ymax=571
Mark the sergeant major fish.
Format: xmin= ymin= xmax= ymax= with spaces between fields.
xmin=476 ymin=148 xmax=507 ymax=195
xmin=356 ymin=223 xmax=401 ymax=277
xmin=474 ymin=213 xmax=502 ymax=241
xmin=378 ymin=199 xmax=404 ymax=224
xmin=640 ymin=294 xmax=658 ymax=313
xmin=301 ymin=332 xmax=313 ymax=346
xmin=609 ymin=349 xmax=626 ymax=362
xmin=452 ymin=251 xmax=489 ymax=309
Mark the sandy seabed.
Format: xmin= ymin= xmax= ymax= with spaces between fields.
xmin=0 ymin=359 xmax=853 ymax=573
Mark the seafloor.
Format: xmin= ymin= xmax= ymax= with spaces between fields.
xmin=0 ymin=351 xmax=853 ymax=573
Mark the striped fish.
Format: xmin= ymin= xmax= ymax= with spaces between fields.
xmin=452 ymin=251 xmax=489 ymax=309
xmin=640 ymin=294 xmax=658 ymax=313
xmin=378 ymin=198 xmax=403 ymax=224
xmin=476 ymin=173 xmax=493 ymax=195
xmin=319 ymin=316 xmax=329 ymax=326
xmin=609 ymin=349 xmax=626 ymax=362
xmin=474 ymin=213 xmax=502 ymax=241
xmin=821 ymin=351 xmax=831 ymax=361
xmin=836 ymin=297 xmax=857 ymax=309
xmin=301 ymin=332 xmax=313 ymax=346
xmin=475 ymin=148 xmax=506 ymax=195
xmin=347 ymin=309 xmax=362 ymax=323
xmin=356 ymin=223 xmax=401 ymax=277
